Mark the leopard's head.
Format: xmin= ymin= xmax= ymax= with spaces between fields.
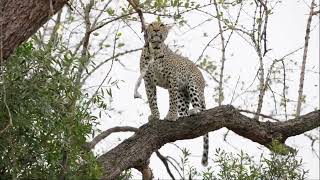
xmin=146 ymin=21 xmax=171 ymax=49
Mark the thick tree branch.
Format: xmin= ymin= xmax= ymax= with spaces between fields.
xmin=0 ymin=0 xmax=68 ymax=61
xmin=94 ymin=105 xmax=319 ymax=179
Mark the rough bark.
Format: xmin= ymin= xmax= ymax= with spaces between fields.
xmin=94 ymin=105 xmax=319 ymax=179
xmin=0 ymin=0 xmax=68 ymax=61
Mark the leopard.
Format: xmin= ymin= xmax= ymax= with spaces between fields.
xmin=140 ymin=21 xmax=209 ymax=166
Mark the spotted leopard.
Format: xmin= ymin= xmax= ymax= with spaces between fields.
xmin=140 ymin=21 xmax=209 ymax=166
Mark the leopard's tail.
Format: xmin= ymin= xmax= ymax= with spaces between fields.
xmin=201 ymin=133 xmax=209 ymax=166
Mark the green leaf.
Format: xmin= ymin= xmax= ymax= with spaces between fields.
xmin=106 ymin=8 xmax=115 ymax=16
xmin=117 ymin=43 xmax=125 ymax=48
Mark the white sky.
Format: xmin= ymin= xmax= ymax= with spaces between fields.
xmin=78 ymin=0 xmax=320 ymax=179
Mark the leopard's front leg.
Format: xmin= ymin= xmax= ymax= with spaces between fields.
xmin=144 ymin=75 xmax=160 ymax=122
xmin=165 ymin=78 xmax=178 ymax=121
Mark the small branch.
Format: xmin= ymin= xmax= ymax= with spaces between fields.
xmin=84 ymin=24 xmax=119 ymax=109
xmin=280 ymin=60 xmax=288 ymax=120
xmin=256 ymin=0 xmax=268 ymax=9
xmin=85 ymin=126 xmax=137 ymax=150
xmin=166 ymin=156 xmax=184 ymax=179
xmin=253 ymin=0 xmax=269 ymax=120
xmin=88 ymin=12 xmax=136 ymax=33
xmin=82 ymin=48 xmax=142 ymax=84
xmin=156 ymin=151 xmax=176 ymax=180
xmin=75 ymin=0 xmax=94 ymax=86
xmin=239 ymin=109 xmax=280 ymax=122
xmin=213 ymin=0 xmax=226 ymax=105
xmin=127 ymin=0 xmax=147 ymax=33
xmin=229 ymin=76 xmax=240 ymax=104
xmin=48 ymin=10 xmax=62 ymax=47
xmin=196 ymin=31 xmax=224 ymax=63
xmin=296 ymin=0 xmax=316 ymax=117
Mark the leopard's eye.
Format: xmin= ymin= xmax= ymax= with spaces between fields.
xmin=160 ymin=23 xmax=165 ymax=27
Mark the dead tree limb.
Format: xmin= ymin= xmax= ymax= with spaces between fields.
xmin=0 ymin=0 xmax=68 ymax=61
xmin=93 ymin=105 xmax=319 ymax=179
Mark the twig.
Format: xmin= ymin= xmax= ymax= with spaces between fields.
xmin=239 ymin=109 xmax=280 ymax=122
xmin=213 ymin=0 xmax=226 ymax=105
xmin=224 ymin=1 xmax=243 ymax=48
xmin=254 ymin=1 xmax=268 ymax=120
xmin=267 ymin=83 xmax=278 ymax=114
xmin=259 ymin=0 xmax=269 ymax=56
xmin=256 ymin=0 xmax=268 ymax=9
xmin=296 ymin=0 xmax=316 ymax=117
xmin=85 ymin=24 xmax=120 ymax=107
xmin=280 ymin=60 xmax=288 ymax=120
xmin=156 ymin=151 xmax=176 ymax=180
xmin=91 ymin=0 xmax=112 ymax=29
xmin=85 ymin=126 xmax=138 ymax=150
xmin=196 ymin=31 xmax=224 ymax=63
xmin=166 ymin=156 xmax=184 ymax=179
xmin=304 ymin=133 xmax=319 ymax=158
xmin=197 ymin=65 xmax=219 ymax=83
xmin=229 ymin=76 xmax=240 ymax=104
xmin=82 ymin=48 xmax=142 ymax=83
xmin=75 ymin=0 xmax=94 ymax=86
xmin=127 ymin=0 xmax=147 ymax=33
xmin=88 ymin=12 xmax=136 ymax=33
xmin=48 ymin=10 xmax=62 ymax=47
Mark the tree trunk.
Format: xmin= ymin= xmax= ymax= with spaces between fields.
xmin=0 ymin=0 xmax=68 ymax=61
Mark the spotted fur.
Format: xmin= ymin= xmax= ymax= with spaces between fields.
xmin=140 ymin=21 xmax=209 ymax=166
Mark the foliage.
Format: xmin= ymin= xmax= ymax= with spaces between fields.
xmin=174 ymin=143 xmax=308 ymax=180
xmin=0 ymin=41 xmax=101 ymax=179
xmin=213 ymin=147 xmax=308 ymax=180
xmin=117 ymin=169 xmax=133 ymax=180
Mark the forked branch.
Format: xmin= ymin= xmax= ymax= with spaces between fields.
xmin=93 ymin=105 xmax=319 ymax=179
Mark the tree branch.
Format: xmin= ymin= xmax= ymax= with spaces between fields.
xmin=296 ymin=0 xmax=316 ymax=117
xmin=94 ymin=105 xmax=319 ymax=179
xmin=0 ymin=0 xmax=68 ymax=61
xmin=155 ymin=151 xmax=176 ymax=180
xmin=85 ymin=126 xmax=137 ymax=150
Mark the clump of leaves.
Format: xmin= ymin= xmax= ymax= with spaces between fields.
xmin=174 ymin=142 xmax=308 ymax=180
xmin=0 ymin=41 xmax=101 ymax=179
xmin=212 ymin=144 xmax=308 ymax=180
xmin=117 ymin=169 xmax=133 ymax=180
